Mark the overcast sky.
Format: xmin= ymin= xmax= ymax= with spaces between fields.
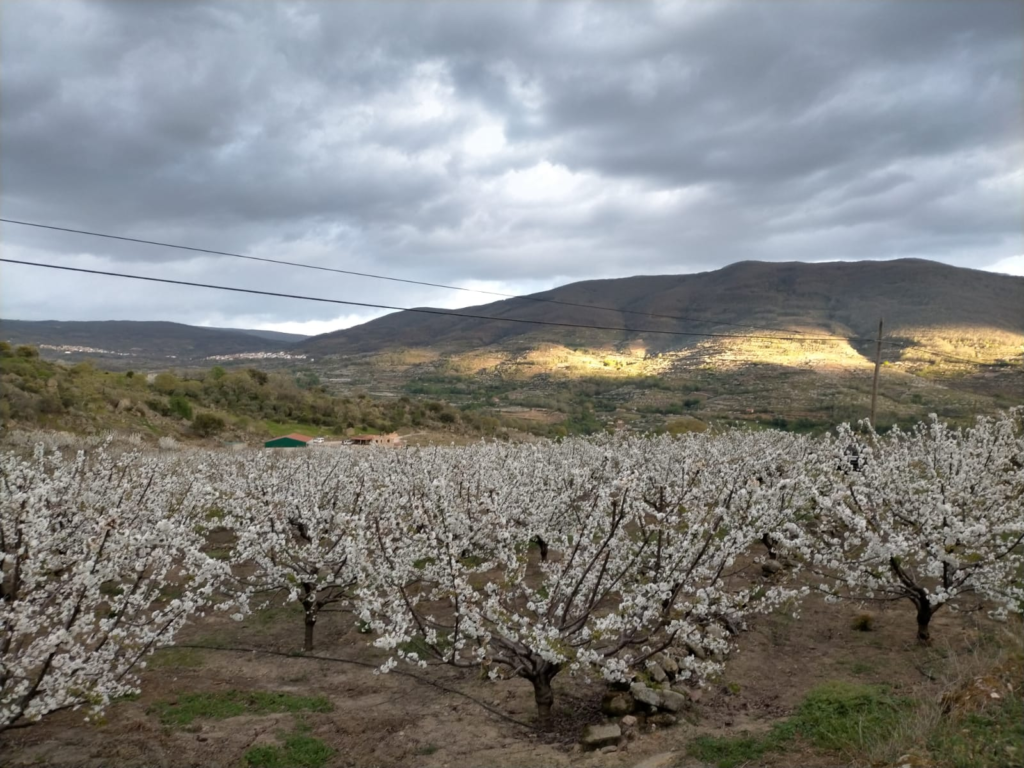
xmin=2 ymin=0 xmax=1021 ymax=335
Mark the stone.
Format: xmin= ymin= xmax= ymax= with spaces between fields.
xmin=581 ymin=723 xmax=622 ymax=751
xmin=658 ymin=654 xmax=679 ymax=677
xmin=648 ymin=713 xmax=678 ymax=727
xmin=649 ymin=663 xmax=668 ymax=684
xmin=601 ymin=692 xmax=635 ymax=717
xmin=762 ymin=559 xmax=784 ymax=576
xmin=632 ymin=753 xmax=678 ymax=768
xmin=658 ymin=689 xmax=688 ymax=713
xmin=621 ymin=715 xmax=638 ymax=728
xmin=629 ymin=682 xmax=662 ymax=709
xmin=684 ymin=641 xmax=706 ymax=660
xmin=600 ymin=745 xmax=619 ymax=754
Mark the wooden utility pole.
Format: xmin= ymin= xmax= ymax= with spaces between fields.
xmin=869 ymin=318 xmax=883 ymax=427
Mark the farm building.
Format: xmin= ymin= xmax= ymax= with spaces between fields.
xmin=264 ymin=433 xmax=314 ymax=449
xmin=349 ymin=432 xmax=402 ymax=447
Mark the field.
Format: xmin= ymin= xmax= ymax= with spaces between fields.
xmin=5 ymin=583 xmax=1020 ymax=767
xmin=2 ymin=416 xmax=1022 ymax=768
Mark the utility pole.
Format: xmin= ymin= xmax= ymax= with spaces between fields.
xmin=869 ymin=318 xmax=883 ymax=427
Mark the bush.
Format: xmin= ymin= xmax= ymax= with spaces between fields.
xmin=191 ymin=413 xmax=226 ymax=437
xmin=169 ymin=395 xmax=193 ymax=420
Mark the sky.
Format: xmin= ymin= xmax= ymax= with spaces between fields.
xmin=1 ymin=0 xmax=1021 ymax=336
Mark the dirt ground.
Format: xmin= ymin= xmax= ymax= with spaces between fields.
xmin=3 ymin=587 xmax=1016 ymax=768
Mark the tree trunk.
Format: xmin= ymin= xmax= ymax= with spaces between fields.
xmin=915 ymin=600 xmax=933 ymax=644
xmin=302 ymin=586 xmax=317 ymax=652
xmin=535 ymin=536 xmax=549 ymax=562
xmin=304 ymin=610 xmax=316 ymax=652
xmin=530 ymin=674 xmax=554 ymax=724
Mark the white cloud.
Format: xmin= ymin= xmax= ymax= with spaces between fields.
xmin=986 ymin=255 xmax=1024 ymax=276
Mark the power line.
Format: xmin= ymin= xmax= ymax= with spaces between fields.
xmin=877 ymin=338 xmax=1001 ymax=366
xmin=0 ymin=257 xmax=877 ymax=344
xmin=0 ymin=217 xmax=809 ymax=336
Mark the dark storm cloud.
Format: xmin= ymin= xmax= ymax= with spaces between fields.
xmin=1 ymin=0 xmax=1021 ymax=332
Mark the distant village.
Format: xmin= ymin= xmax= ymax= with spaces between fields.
xmin=205 ymin=351 xmax=309 ymax=362
xmin=39 ymin=343 xmax=133 ymax=356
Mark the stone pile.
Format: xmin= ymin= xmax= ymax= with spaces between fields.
xmin=582 ymin=652 xmax=710 ymax=750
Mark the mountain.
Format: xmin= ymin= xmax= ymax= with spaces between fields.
xmin=0 ymin=319 xmax=305 ymax=364
xmin=297 ymin=259 xmax=1024 ymax=361
xmin=208 ymin=327 xmax=309 ymax=343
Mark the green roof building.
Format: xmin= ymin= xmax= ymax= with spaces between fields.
xmin=264 ymin=433 xmax=313 ymax=449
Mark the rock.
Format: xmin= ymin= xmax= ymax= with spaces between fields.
xmin=621 ymin=715 xmax=638 ymax=728
xmin=600 ymin=745 xmax=619 ymax=754
xmin=649 ymin=663 xmax=668 ymax=684
xmin=581 ymin=723 xmax=622 ymax=751
xmin=648 ymin=713 xmax=677 ymax=727
xmin=658 ymin=689 xmax=688 ymax=713
xmin=629 ymin=682 xmax=662 ymax=709
xmin=762 ymin=559 xmax=784 ymax=576
xmin=602 ymin=692 xmax=635 ymax=717
xmin=723 ymin=614 xmax=744 ymax=635
xmin=632 ymin=753 xmax=678 ymax=768
xmin=658 ymin=654 xmax=679 ymax=677
xmin=684 ymin=641 xmax=706 ymax=660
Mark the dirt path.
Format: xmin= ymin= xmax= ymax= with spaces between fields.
xmin=2 ymin=592 xmax=1014 ymax=767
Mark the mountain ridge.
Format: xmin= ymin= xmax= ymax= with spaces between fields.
xmin=0 ymin=319 xmax=304 ymax=362
xmin=297 ymin=259 xmax=1024 ymax=360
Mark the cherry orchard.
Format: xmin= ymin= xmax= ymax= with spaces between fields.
xmin=809 ymin=410 xmax=1024 ymax=643
xmin=2 ymin=410 xmax=1020 ymax=732
xmin=213 ymin=449 xmax=376 ymax=652
xmin=354 ymin=432 xmax=813 ymax=721
xmin=0 ymin=445 xmax=233 ymax=731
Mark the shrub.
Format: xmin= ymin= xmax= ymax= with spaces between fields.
xmin=169 ymin=395 xmax=193 ymax=420
xmin=191 ymin=412 xmax=226 ymax=437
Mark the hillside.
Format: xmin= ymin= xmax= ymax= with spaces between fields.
xmin=298 ymin=259 xmax=1024 ymax=362
xmin=0 ymin=319 xmax=306 ymax=366
xmin=0 ymin=344 xmax=543 ymax=444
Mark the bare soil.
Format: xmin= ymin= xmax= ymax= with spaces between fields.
xmin=2 ymin=589 xmax=1014 ymax=768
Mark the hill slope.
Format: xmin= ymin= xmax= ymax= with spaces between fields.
xmin=298 ymin=259 xmax=1024 ymax=361
xmin=0 ymin=319 xmax=305 ymax=364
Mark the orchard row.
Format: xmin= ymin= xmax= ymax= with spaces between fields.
xmin=2 ymin=410 xmax=1022 ymax=728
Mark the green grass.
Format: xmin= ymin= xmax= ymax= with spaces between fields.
xmin=263 ymin=420 xmax=324 ymax=438
xmin=688 ymin=681 xmax=911 ymax=768
xmin=245 ymin=733 xmax=335 ymax=768
xmin=846 ymin=659 xmax=876 ymax=676
xmin=928 ymin=691 xmax=1024 ymax=768
xmin=148 ymin=690 xmax=333 ymax=727
xmin=147 ymin=647 xmax=205 ymax=669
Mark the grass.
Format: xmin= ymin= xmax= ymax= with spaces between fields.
xmin=245 ymin=732 xmax=335 ymax=768
xmin=263 ymin=420 xmax=325 ymax=438
xmin=927 ymin=693 xmax=1023 ymax=768
xmin=846 ymin=659 xmax=876 ymax=676
xmin=148 ymin=690 xmax=333 ymax=727
xmin=691 ymin=631 xmax=1024 ymax=768
xmin=147 ymin=646 xmax=205 ymax=669
xmin=688 ymin=681 xmax=911 ymax=768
